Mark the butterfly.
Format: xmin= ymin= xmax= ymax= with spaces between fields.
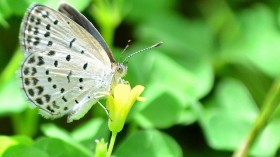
xmin=19 ymin=3 xmax=130 ymax=123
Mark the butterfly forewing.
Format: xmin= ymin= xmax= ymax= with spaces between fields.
xmin=20 ymin=4 xmax=114 ymax=122
xmin=58 ymin=3 xmax=115 ymax=63
xmin=20 ymin=4 xmax=111 ymax=66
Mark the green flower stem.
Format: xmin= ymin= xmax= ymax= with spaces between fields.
xmin=107 ymin=131 xmax=117 ymax=157
xmin=233 ymin=78 xmax=280 ymax=157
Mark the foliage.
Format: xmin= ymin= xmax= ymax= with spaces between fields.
xmin=1 ymin=0 xmax=280 ymax=157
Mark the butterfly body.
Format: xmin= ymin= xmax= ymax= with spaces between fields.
xmin=20 ymin=3 xmax=127 ymax=122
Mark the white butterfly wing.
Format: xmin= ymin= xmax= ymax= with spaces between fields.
xmin=20 ymin=4 xmax=111 ymax=66
xmin=20 ymin=4 xmax=113 ymax=122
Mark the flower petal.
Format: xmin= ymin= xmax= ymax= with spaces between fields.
xmin=128 ymin=85 xmax=145 ymax=105
xmin=114 ymin=84 xmax=131 ymax=105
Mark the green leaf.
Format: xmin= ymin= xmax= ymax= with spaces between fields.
xmin=71 ymin=118 xmax=109 ymax=142
xmin=130 ymin=51 xmax=208 ymax=128
xmin=218 ymin=4 xmax=280 ymax=77
xmin=0 ymin=48 xmax=27 ymax=115
xmin=34 ymin=137 xmax=91 ymax=157
xmin=135 ymin=14 xmax=213 ymax=58
xmin=240 ymin=5 xmax=280 ymax=77
xmin=0 ymin=136 xmax=18 ymax=156
xmin=41 ymin=123 xmax=73 ymax=141
xmin=71 ymin=118 xmax=110 ymax=149
xmin=3 ymin=145 xmax=48 ymax=157
xmin=125 ymin=0 xmax=175 ymax=23
xmin=0 ymin=135 xmax=33 ymax=156
xmin=0 ymin=0 xmax=12 ymax=25
xmin=0 ymin=12 xmax=9 ymax=28
xmin=6 ymin=1 xmax=29 ymax=16
xmin=136 ymin=89 xmax=186 ymax=128
xmin=201 ymin=78 xmax=258 ymax=149
xmin=133 ymin=82 xmax=198 ymax=128
xmin=114 ymin=130 xmax=182 ymax=157
xmin=0 ymin=76 xmax=27 ymax=115
xmin=41 ymin=123 xmax=93 ymax=156
xmin=201 ymin=78 xmax=280 ymax=156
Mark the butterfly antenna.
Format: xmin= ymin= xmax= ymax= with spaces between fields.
xmin=120 ymin=40 xmax=131 ymax=61
xmin=123 ymin=41 xmax=163 ymax=64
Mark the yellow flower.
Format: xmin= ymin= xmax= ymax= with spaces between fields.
xmin=106 ymin=84 xmax=145 ymax=132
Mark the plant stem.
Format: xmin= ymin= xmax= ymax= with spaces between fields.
xmin=233 ymin=78 xmax=280 ymax=157
xmin=107 ymin=131 xmax=117 ymax=157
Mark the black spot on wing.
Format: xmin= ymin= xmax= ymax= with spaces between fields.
xmin=28 ymin=56 xmax=35 ymax=64
xmin=47 ymin=50 xmax=55 ymax=56
xmin=37 ymin=56 xmax=44 ymax=66
xmin=28 ymin=89 xmax=34 ymax=97
xmin=83 ymin=63 xmax=88 ymax=70
xmin=24 ymin=78 xmax=30 ymax=86
xmin=28 ymin=25 xmax=32 ymax=32
xmin=44 ymin=94 xmax=51 ymax=103
xmin=44 ymin=32 xmax=50 ymax=37
xmin=47 ymin=77 xmax=52 ymax=82
xmin=35 ymin=98 xmax=43 ymax=105
xmin=54 ymin=20 xmax=58 ymax=25
xmin=46 ymin=24 xmax=50 ymax=30
xmin=66 ymin=54 xmax=71 ymax=61
xmin=62 ymin=96 xmax=67 ymax=102
xmin=36 ymin=86 xmax=44 ymax=95
xmin=27 ymin=36 xmax=32 ymax=43
xmin=46 ymin=105 xmax=55 ymax=113
xmin=52 ymin=101 xmax=59 ymax=109
xmin=67 ymin=70 xmax=72 ymax=83
xmin=31 ymin=67 xmax=37 ymax=75
xmin=47 ymin=41 xmax=53 ymax=46
xmin=30 ymin=16 xmax=35 ymax=23
xmin=23 ymin=67 xmax=29 ymax=75
xmin=33 ymin=37 xmax=40 ymax=45
xmin=69 ymin=38 xmax=76 ymax=48
xmin=32 ymin=78 xmax=39 ymax=85
xmin=54 ymin=60 xmax=58 ymax=67
xmin=33 ymin=27 xmax=39 ymax=35
xmin=35 ymin=18 xmax=41 ymax=25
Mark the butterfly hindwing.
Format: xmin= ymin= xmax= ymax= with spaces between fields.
xmin=21 ymin=47 xmax=113 ymax=122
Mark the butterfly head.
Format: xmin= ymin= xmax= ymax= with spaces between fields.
xmin=114 ymin=62 xmax=128 ymax=78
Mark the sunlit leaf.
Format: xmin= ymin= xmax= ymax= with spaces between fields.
xmin=115 ymin=130 xmax=182 ymax=157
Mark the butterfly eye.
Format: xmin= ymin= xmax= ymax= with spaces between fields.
xmin=117 ymin=66 xmax=123 ymax=73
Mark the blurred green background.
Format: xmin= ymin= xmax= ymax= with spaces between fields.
xmin=1 ymin=0 xmax=280 ymax=156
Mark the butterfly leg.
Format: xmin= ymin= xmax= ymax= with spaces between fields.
xmin=97 ymin=100 xmax=112 ymax=121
